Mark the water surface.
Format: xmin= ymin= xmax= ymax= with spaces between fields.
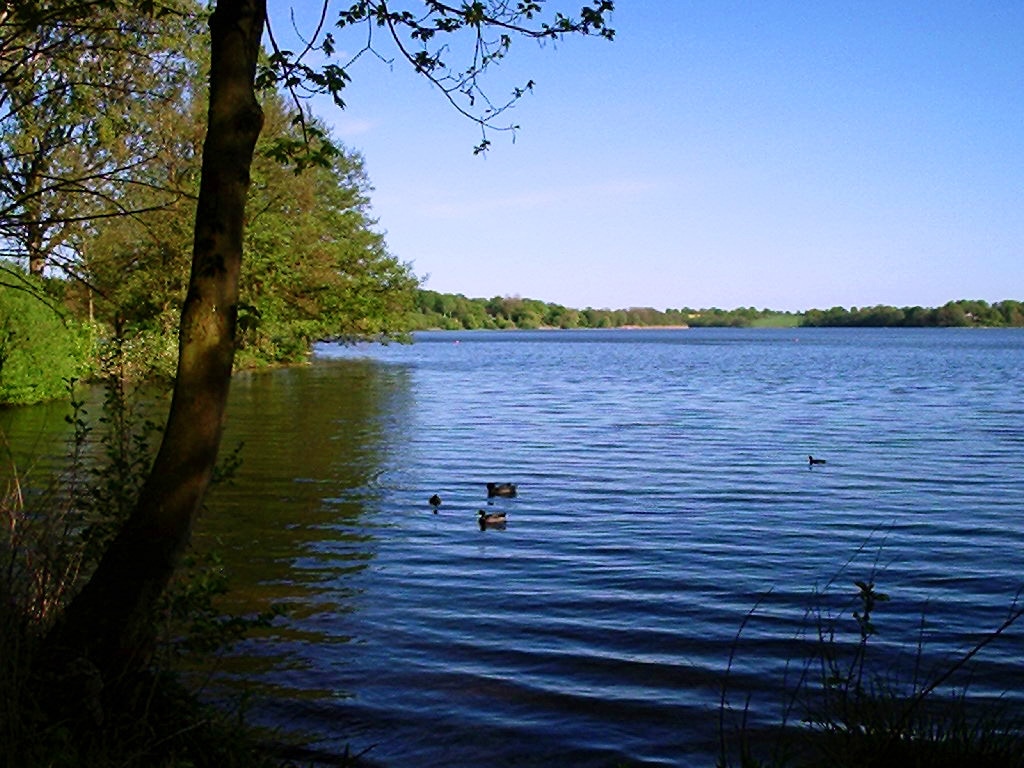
xmin=199 ymin=328 xmax=1024 ymax=766
xmin=9 ymin=328 xmax=1023 ymax=766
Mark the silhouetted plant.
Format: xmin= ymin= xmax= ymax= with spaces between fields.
xmin=0 ymin=355 xmax=285 ymax=767
xmin=718 ymin=568 xmax=1024 ymax=768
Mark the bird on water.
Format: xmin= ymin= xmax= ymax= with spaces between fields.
xmin=478 ymin=510 xmax=507 ymax=528
xmin=486 ymin=482 xmax=517 ymax=498
xmin=808 ymin=455 xmax=827 ymax=466
xmin=429 ymin=494 xmax=442 ymax=512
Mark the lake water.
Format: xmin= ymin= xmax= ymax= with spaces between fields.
xmin=6 ymin=328 xmax=1024 ymax=766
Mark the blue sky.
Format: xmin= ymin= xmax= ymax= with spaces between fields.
xmin=266 ymin=2 xmax=1023 ymax=312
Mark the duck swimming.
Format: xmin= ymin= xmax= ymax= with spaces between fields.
xmin=478 ymin=510 xmax=507 ymax=528
xmin=429 ymin=494 xmax=442 ymax=511
xmin=808 ymin=455 xmax=827 ymax=466
xmin=486 ymin=482 xmax=517 ymax=498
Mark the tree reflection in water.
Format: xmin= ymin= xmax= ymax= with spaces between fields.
xmin=194 ymin=358 xmax=412 ymax=698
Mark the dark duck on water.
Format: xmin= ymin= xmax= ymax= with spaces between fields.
xmin=478 ymin=510 xmax=507 ymax=528
xmin=486 ymin=482 xmax=517 ymax=498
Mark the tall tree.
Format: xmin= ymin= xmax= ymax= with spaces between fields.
xmin=48 ymin=0 xmax=614 ymax=680
xmin=0 ymin=1 xmax=202 ymax=279
xmin=72 ymin=87 xmax=417 ymax=369
xmin=49 ymin=0 xmax=268 ymax=674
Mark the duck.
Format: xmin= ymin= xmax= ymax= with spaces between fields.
xmin=478 ymin=510 xmax=507 ymax=528
xmin=808 ymin=455 xmax=827 ymax=466
xmin=486 ymin=482 xmax=517 ymax=498
xmin=428 ymin=494 xmax=442 ymax=512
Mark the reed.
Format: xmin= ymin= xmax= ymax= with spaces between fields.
xmin=717 ymin=568 xmax=1024 ymax=768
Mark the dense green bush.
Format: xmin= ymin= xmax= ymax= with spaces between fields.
xmin=0 ymin=278 xmax=95 ymax=405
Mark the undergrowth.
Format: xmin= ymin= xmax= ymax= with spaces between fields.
xmin=718 ymin=556 xmax=1024 ymax=768
xmin=0 ymin=344 xmax=347 ymax=767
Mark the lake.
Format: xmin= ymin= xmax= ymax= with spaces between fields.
xmin=6 ymin=328 xmax=1024 ymax=766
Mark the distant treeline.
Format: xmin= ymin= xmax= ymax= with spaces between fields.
xmin=801 ymin=299 xmax=1024 ymax=327
xmin=409 ymin=292 xmax=1024 ymax=331
xmin=410 ymin=291 xmax=799 ymax=329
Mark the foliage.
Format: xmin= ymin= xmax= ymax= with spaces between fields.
xmin=0 ymin=0 xmax=206 ymax=277
xmin=410 ymin=291 xmax=1024 ymax=331
xmin=57 ymin=68 xmax=418 ymax=370
xmin=2 ymin=0 xmax=413 ymax=371
xmin=237 ymin=99 xmax=419 ymax=365
xmin=262 ymin=1 xmax=615 ymax=155
xmin=1 ymin=1 xmax=617 ymax=372
xmin=409 ymin=289 xmax=800 ymax=330
xmin=0 ymin=273 xmax=94 ymax=404
xmin=801 ymin=299 xmax=1024 ymax=328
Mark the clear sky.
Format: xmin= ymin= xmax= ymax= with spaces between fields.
xmin=266 ymin=2 xmax=1023 ymax=312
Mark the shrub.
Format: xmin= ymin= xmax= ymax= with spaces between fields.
xmin=0 ymin=277 xmax=96 ymax=405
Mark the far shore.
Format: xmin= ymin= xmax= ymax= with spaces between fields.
xmin=416 ymin=324 xmax=692 ymax=332
xmin=615 ymin=324 xmax=690 ymax=330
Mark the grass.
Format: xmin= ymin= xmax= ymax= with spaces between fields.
xmin=717 ymin=569 xmax=1024 ymax=768
xmin=750 ymin=314 xmax=802 ymax=329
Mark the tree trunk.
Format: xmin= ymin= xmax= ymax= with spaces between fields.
xmin=47 ymin=0 xmax=266 ymax=680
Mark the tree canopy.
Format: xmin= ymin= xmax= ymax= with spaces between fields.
xmin=800 ymin=299 xmax=1024 ymax=328
xmin=1 ymin=0 xmax=428 ymax=398
xmin=0 ymin=1 xmax=205 ymax=278
xmin=411 ymin=290 xmax=800 ymax=329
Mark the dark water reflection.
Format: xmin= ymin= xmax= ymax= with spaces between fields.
xmin=196 ymin=360 xmax=412 ymax=697
xmin=0 ymin=399 xmax=78 ymax=478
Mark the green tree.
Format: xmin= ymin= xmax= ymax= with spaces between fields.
xmin=452 ymin=295 xmax=492 ymax=329
xmin=934 ymin=301 xmax=968 ymax=327
xmin=0 ymin=1 xmax=203 ymax=278
xmin=46 ymin=0 xmax=615 ymax=682
xmin=902 ymin=305 xmax=932 ymax=327
xmin=862 ymin=305 xmax=905 ymax=327
xmin=545 ymin=303 xmax=579 ymax=328
xmin=582 ymin=306 xmax=612 ymax=327
xmin=996 ymin=300 xmax=1024 ymax=326
xmin=64 ymin=48 xmax=416 ymax=369
xmin=237 ymin=99 xmax=419 ymax=363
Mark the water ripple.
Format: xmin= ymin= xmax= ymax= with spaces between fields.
xmin=204 ymin=329 xmax=1024 ymax=767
